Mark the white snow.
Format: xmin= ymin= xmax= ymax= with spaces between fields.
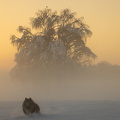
xmin=0 ymin=100 xmax=120 ymax=120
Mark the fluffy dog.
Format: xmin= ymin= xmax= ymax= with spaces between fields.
xmin=22 ymin=98 xmax=40 ymax=115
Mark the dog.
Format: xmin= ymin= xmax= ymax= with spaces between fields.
xmin=22 ymin=98 xmax=40 ymax=115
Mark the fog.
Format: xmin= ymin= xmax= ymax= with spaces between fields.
xmin=0 ymin=63 xmax=120 ymax=101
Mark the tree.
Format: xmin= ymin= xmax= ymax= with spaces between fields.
xmin=10 ymin=8 xmax=96 ymax=80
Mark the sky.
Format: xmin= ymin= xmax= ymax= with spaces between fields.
xmin=0 ymin=0 xmax=120 ymax=70
xmin=0 ymin=0 xmax=120 ymax=101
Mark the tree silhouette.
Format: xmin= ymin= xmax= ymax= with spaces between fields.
xmin=10 ymin=8 xmax=96 ymax=79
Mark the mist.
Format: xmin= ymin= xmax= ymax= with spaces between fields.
xmin=1 ymin=62 xmax=120 ymax=101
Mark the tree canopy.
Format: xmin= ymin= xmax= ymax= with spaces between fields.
xmin=10 ymin=8 xmax=96 ymax=80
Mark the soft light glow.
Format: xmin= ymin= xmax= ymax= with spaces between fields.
xmin=1 ymin=0 xmax=120 ymax=70
xmin=0 ymin=0 xmax=120 ymax=101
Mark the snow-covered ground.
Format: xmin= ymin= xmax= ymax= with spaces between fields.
xmin=0 ymin=100 xmax=120 ymax=120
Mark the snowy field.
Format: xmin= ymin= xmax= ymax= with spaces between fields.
xmin=0 ymin=100 xmax=120 ymax=120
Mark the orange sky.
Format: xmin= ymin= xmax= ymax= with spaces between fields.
xmin=1 ymin=0 xmax=120 ymax=70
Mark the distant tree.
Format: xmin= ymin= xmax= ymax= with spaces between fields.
xmin=10 ymin=8 xmax=96 ymax=79
xmin=97 ymin=61 xmax=112 ymax=68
